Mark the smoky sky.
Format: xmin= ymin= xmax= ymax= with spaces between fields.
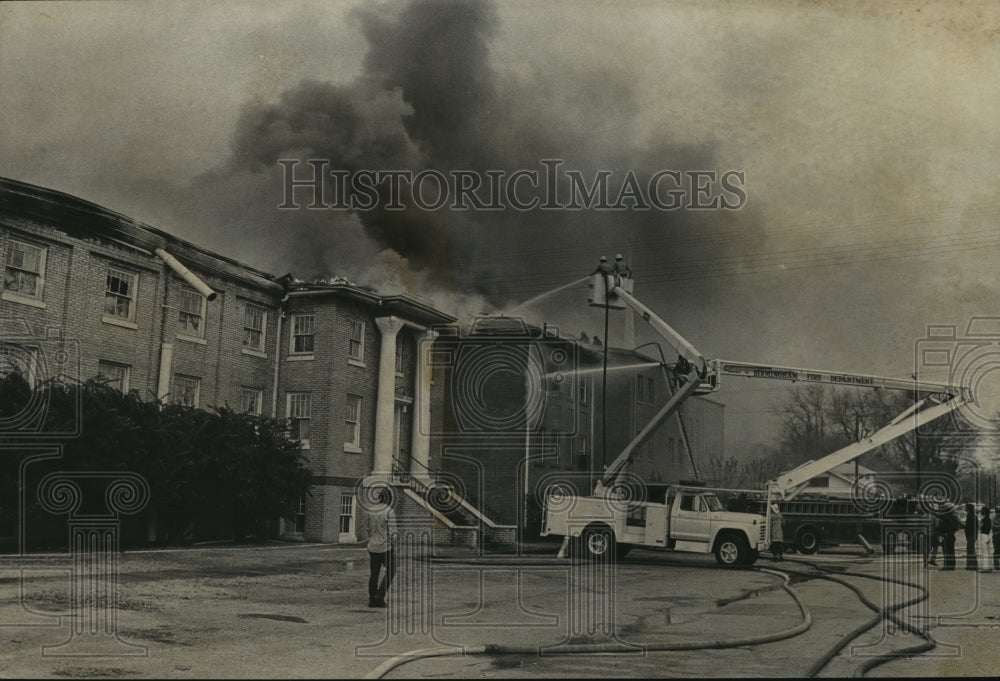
xmin=170 ymin=0 xmax=750 ymax=313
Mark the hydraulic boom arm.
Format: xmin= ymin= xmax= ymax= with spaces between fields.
xmin=766 ymin=392 xmax=968 ymax=500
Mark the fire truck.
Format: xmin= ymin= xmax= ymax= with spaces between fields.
xmin=540 ymin=269 xmax=970 ymax=566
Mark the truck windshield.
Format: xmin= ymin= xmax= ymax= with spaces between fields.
xmin=703 ymin=494 xmax=724 ymax=512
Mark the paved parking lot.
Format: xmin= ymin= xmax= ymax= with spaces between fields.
xmin=2 ymin=541 xmax=1000 ymax=678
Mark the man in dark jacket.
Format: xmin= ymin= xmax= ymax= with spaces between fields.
xmin=939 ymin=506 xmax=959 ymax=570
xmin=993 ymin=507 xmax=1000 ymax=570
xmin=964 ymin=503 xmax=978 ymax=570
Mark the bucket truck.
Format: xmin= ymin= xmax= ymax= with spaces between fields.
xmin=540 ymin=268 xmax=970 ymax=566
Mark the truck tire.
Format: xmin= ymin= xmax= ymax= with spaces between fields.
xmin=581 ymin=524 xmax=615 ymax=561
xmin=715 ymin=533 xmax=750 ymax=566
xmin=796 ymin=526 xmax=820 ymax=555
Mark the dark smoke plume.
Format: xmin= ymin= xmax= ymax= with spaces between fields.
xmin=168 ymin=0 xmax=756 ymax=320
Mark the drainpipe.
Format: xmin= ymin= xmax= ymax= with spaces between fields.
xmin=154 ymin=248 xmax=217 ymax=301
xmin=271 ymin=294 xmax=289 ymax=418
xmin=155 ymin=257 xmax=174 ymax=403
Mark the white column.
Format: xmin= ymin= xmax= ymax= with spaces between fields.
xmin=410 ymin=329 xmax=436 ymax=480
xmin=374 ymin=316 xmax=402 ymax=475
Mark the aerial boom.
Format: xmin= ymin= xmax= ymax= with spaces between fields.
xmin=712 ymin=359 xmax=966 ymax=398
xmin=766 ymin=392 xmax=968 ymax=500
xmin=595 ymin=365 xmax=702 ymax=493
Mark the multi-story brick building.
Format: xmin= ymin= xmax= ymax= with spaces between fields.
xmin=275 ymin=281 xmax=452 ymax=542
xmin=1 ymin=176 xmax=723 ymax=547
xmin=0 ymin=177 xmax=453 ymax=544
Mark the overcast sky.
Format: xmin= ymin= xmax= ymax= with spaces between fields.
xmin=2 ymin=0 xmax=999 ymax=456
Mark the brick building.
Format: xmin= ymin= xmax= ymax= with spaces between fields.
xmin=0 ymin=177 xmax=453 ymax=544
xmin=0 ymin=177 xmax=724 ymax=547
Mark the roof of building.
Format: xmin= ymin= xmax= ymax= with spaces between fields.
xmin=0 ymin=177 xmax=456 ymax=323
xmin=0 ymin=177 xmax=281 ymax=291
xmin=283 ymin=279 xmax=455 ymax=326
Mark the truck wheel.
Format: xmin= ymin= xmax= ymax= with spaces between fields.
xmin=581 ymin=525 xmax=614 ymax=560
xmin=796 ymin=527 xmax=820 ymax=555
xmin=715 ymin=534 xmax=750 ymax=566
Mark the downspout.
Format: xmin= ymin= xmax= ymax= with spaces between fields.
xmin=154 ymin=247 xmax=217 ymax=401
xmin=271 ymin=294 xmax=289 ymax=418
xmin=154 ymin=248 xmax=217 ymax=301
xmin=155 ymin=258 xmax=173 ymax=403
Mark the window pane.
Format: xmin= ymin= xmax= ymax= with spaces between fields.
xmin=97 ymin=361 xmax=129 ymax=392
xmin=172 ymin=375 xmax=199 ymax=407
xmin=180 ymin=289 xmax=201 ymax=314
xmin=294 ymin=316 xmax=313 ymax=335
xmin=292 ymin=316 xmax=314 ymax=354
xmin=345 ymin=395 xmax=361 ymax=445
xmin=348 ymin=321 xmax=363 ymax=359
xmin=294 ymin=334 xmax=314 ymax=353
xmin=241 ymin=388 xmax=261 ymax=414
xmin=243 ymin=306 xmax=265 ymax=350
xmin=105 ymin=269 xmax=136 ymax=319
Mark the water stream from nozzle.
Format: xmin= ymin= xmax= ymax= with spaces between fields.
xmin=508 ymin=277 xmax=589 ymax=313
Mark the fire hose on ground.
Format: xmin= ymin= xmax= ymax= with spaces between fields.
xmin=361 ymin=566 xmax=812 ymax=679
xmin=362 ymin=551 xmax=942 ymax=679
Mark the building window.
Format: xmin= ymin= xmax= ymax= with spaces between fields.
xmin=178 ymin=286 xmax=205 ymax=338
xmin=339 ymin=493 xmax=355 ymax=534
xmin=345 ymin=394 xmax=362 ymax=449
xmin=4 ymin=240 xmax=46 ymax=300
xmin=171 ymin=374 xmax=200 ymax=407
xmin=348 ymin=320 xmax=364 ymax=362
xmin=104 ymin=267 xmax=137 ymax=322
xmin=288 ymin=392 xmax=311 ymax=447
xmin=241 ymin=387 xmax=263 ymax=415
xmin=291 ymin=315 xmax=315 ymax=355
xmin=243 ymin=304 xmax=266 ymax=352
xmin=295 ymin=496 xmax=306 ymax=534
xmin=0 ymin=344 xmax=40 ymax=386
xmin=96 ymin=361 xmax=130 ymax=392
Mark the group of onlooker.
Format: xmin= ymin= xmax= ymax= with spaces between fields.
xmin=927 ymin=502 xmax=1000 ymax=572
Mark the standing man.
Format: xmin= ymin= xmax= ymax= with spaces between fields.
xmin=592 ymin=256 xmax=614 ymax=278
xmin=926 ymin=510 xmax=942 ymax=566
xmin=978 ymin=505 xmax=994 ymax=573
xmin=993 ymin=507 xmax=1000 ymax=570
xmin=769 ymin=503 xmax=785 ymax=561
xmin=366 ymin=488 xmax=397 ymax=608
xmin=964 ymin=503 xmax=978 ymax=571
xmin=615 ymin=253 xmax=632 ymax=282
xmin=939 ymin=505 xmax=959 ymax=570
